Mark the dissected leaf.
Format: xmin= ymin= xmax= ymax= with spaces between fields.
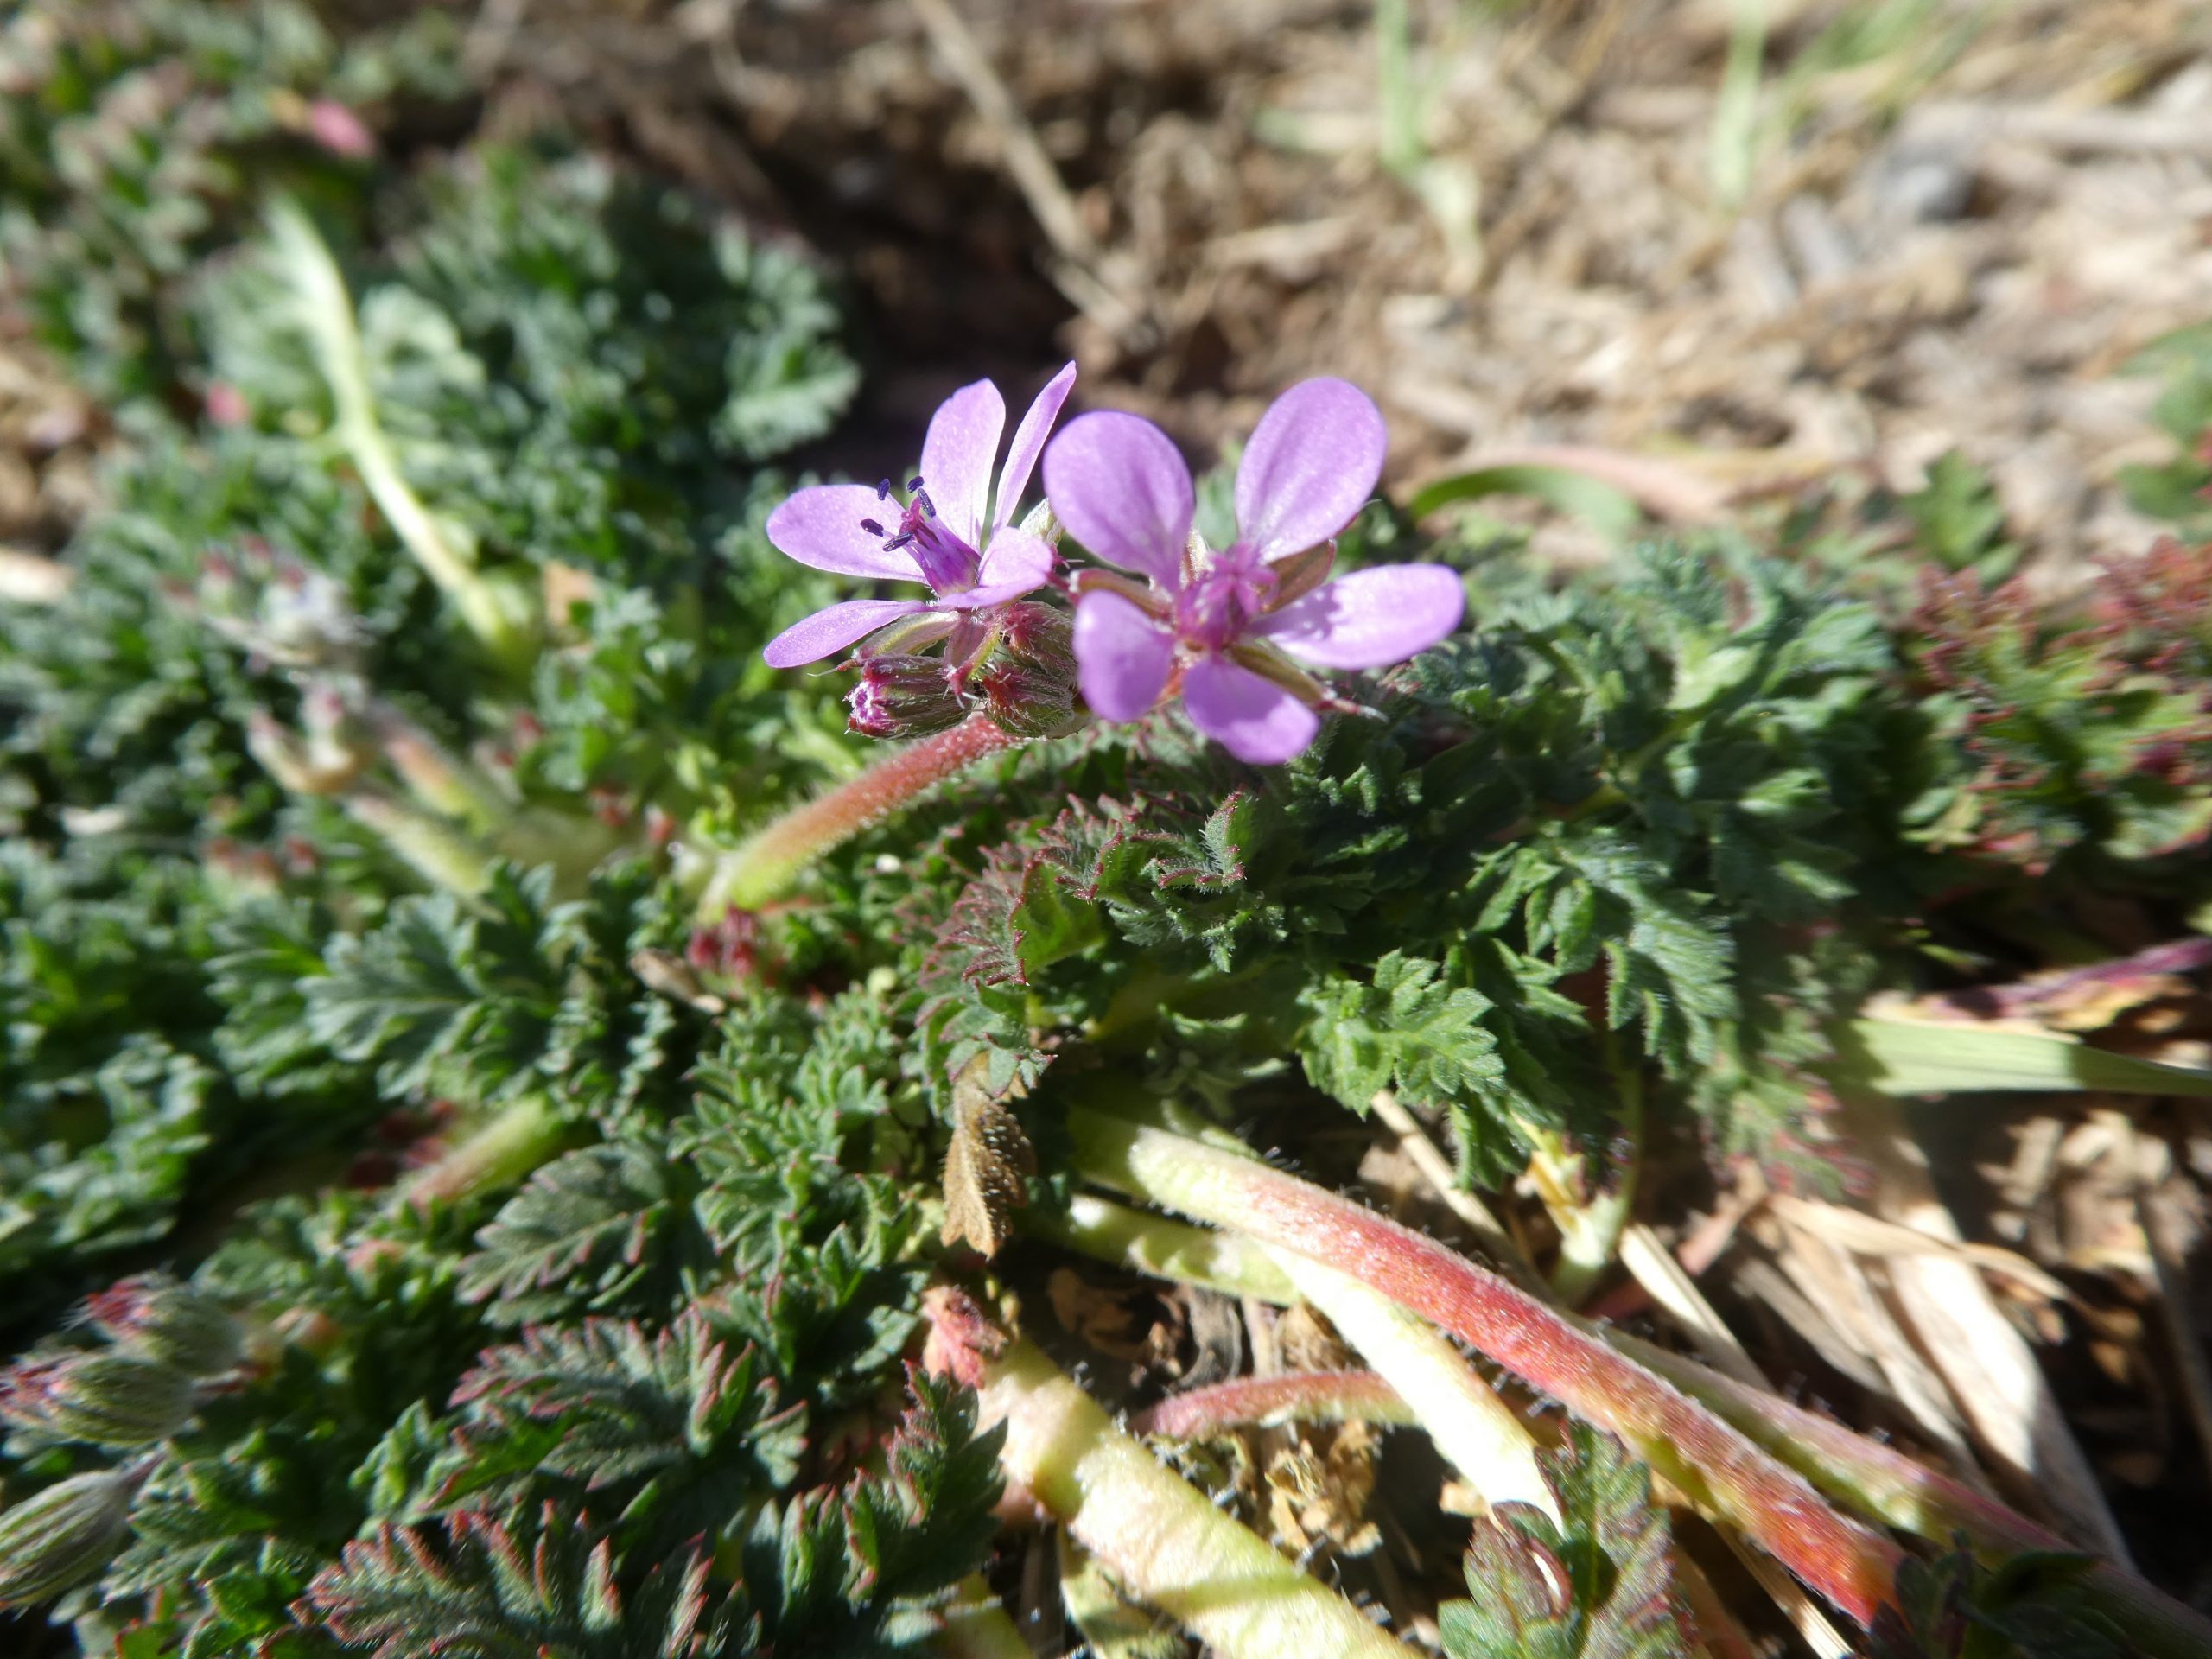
xmin=1438 ymin=1423 xmax=1689 ymax=1659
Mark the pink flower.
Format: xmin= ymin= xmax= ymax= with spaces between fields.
xmin=761 ymin=363 xmax=1077 ymax=669
xmin=1043 ymin=378 xmax=1465 ymax=764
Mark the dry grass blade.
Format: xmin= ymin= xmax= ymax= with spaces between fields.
xmin=1850 ymin=1091 xmax=2134 ymax=1562
xmin=1719 ymin=1527 xmax=1853 ymax=1659
xmin=2132 ymin=1129 xmax=2212 ymax=1496
xmin=1771 ymin=1194 xmax=2074 ymax=1306
xmin=1618 ymin=1222 xmax=1768 ymax=1389
xmin=1731 ymin=1255 xmax=1888 ymax=1394
xmin=1771 ymin=1211 xmax=1985 ymax=1477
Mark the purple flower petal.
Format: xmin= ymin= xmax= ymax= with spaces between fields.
xmin=1183 ymin=654 xmax=1320 ymax=764
xmin=1257 ymin=564 xmax=1465 ymax=669
xmin=767 ymin=485 xmax=928 ymax=582
xmin=1043 ymin=411 xmax=1194 ymax=586
xmin=995 ymin=360 xmax=1077 ymax=533
xmin=762 ymin=599 xmax=929 ymax=669
xmin=941 ymin=530 xmax=1056 ymax=610
xmin=1233 ymin=378 xmax=1388 ymax=563
xmin=1073 ymin=589 xmax=1175 ymax=721
xmin=920 ymin=378 xmax=1006 ymax=550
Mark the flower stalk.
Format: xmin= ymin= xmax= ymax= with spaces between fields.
xmin=1063 ymin=1104 xmax=1907 ymax=1627
xmin=391 ymin=1096 xmax=575 ymax=1211
xmin=924 ymin=1293 xmax=1419 ymax=1659
xmin=267 ymin=199 xmax=532 ymax=672
xmin=697 ymin=710 xmax=1030 ymax=912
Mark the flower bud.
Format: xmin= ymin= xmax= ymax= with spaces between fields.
xmin=83 ymin=1276 xmax=245 ymax=1378
xmin=302 ymin=684 xmax=371 ymax=792
xmin=995 ymin=601 xmax=1076 ymax=675
xmin=978 ymin=660 xmax=1081 ymax=739
xmin=247 ymin=709 xmax=359 ymax=797
xmin=0 ymin=1466 xmax=144 ymax=1608
xmin=1 ymin=1354 xmax=196 ymax=1448
xmin=369 ymin=704 xmax=505 ymax=828
xmin=847 ymin=655 xmax=965 ymax=741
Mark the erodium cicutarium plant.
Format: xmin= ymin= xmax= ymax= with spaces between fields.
xmin=21 ymin=25 xmax=2212 ymax=1656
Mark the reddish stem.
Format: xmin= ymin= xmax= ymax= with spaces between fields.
xmin=1615 ymin=1331 xmax=2212 ymax=1659
xmin=1066 ymin=1107 xmax=1907 ymax=1627
xmin=1132 ymin=1370 xmax=1413 ymax=1440
xmin=707 ymin=711 xmax=1026 ymax=910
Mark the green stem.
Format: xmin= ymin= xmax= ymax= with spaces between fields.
xmin=934 ymin=1574 xmax=1028 ymax=1659
xmin=697 ymin=711 xmax=1027 ymax=913
xmin=392 ymin=1096 xmax=575 ymax=1211
xmin=340 ymin=789 xmax=494 ymax=897
xmin=1268 ymin=1248 xmax=1556 ymax=1516
xmin=1374 ymin=0 xmax=1421 ymax=177
xmin=367 ymin=701 xmax=511 ymax=833
xmin=1065 ymin=1105 xmax=1907 ymax=1627
xmin=1022 ymin=1193 xmax=1295 ymax=1302
xmin=945 ymin=1324 xmax=1419 ymax=1659
xmin=1532 ymin=1041 xmax=1643 ymax=1302
xmin=1709 ymin=0 xmax=1768 ymax=212
xmin=268 ymin=199 xmax=531 ymax=671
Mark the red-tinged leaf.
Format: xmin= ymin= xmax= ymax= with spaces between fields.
xmin=1440 ymin=1423 xmax=1690 ymax=1659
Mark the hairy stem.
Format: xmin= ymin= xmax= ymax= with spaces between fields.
xmin=392 ymin=1096 xmax=575 ymax=1211
xmin=698 ymin=711 xmax=1027 ymax=912
xmin=339 ymin=789 xmax=493 ymax=897
xmin=1065 ymin=1105 xmax=1906 ymax=1627
xmin=934 ymin=1574 xmax=1028 ymax=1659
xmin=1046 ymin=1162 xmax=2212 ymax=1656
xmin=1132 ymin=1370 xmax=1413 ymax=1440
xmin=1023 ymin=1193 xmax=1295 ymax=1303
xmin=1608 ymin=1327 xmax=2212 ymax=1659
xmin=944 ymin=1324 xmax=1419 ymax=1659
xmin=1268 ymin=1249 xmax=1556 ymax=1517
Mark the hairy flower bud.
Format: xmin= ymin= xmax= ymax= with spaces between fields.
xmin=847 ymin=654 xmax=965 ymax=741
xmin=0 ymin=1466 xmax=145 ymax=1608
xmin=977 ymin=660 xmax=1081 ymax=739
xmin=995 ymin=600 xmax=1076 ymax=675
xmin=1 ymin=1354 xmax=196 ymax=1448
xmin=83 ymin=1276 xmax=245 ymax=1378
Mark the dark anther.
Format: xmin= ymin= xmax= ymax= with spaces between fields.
xmin=877 ymin=478 xmax=893 ymax=500
xmin=913 ymin=489 xmax=936 ymax=518
xmin=860 ymin=518 xmax=886 ymax=537
xmin=907 ymin=475 xmax=925 ymax=493
xmin=885 ymin=532 xmax=916 ymax=551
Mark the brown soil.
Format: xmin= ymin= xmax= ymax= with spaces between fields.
xmin=471 ymin=0 xmax=2211 ymax=576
